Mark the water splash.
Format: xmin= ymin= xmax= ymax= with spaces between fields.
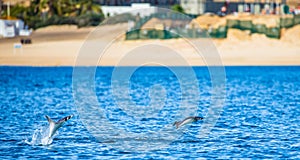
xmin=24 ymin=125 xmax=58 ymax=146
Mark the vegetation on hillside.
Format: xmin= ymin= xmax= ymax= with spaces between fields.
xmin=3 ymin=0 xmax=104 ymax=29
xmin=171 ymin=4 xmax=185 ymax=14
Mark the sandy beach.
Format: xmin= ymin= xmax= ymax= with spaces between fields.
xmin=0 ymin=23 xmax=300 ymax=66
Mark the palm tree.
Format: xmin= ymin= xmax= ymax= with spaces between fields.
xmin=0 ymin=0 xmax=3 ymax=17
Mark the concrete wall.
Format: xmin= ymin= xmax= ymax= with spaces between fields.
xmin=101 ymin=3 xmax=158 ymax=17
xmin=181 ymin=0 xmax=206 ymax=15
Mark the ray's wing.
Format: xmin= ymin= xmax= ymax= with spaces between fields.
xmin=56 ymin=115 xmax=73 ymax=124
xmin=195 ymin=116 xmax=203 ymax=121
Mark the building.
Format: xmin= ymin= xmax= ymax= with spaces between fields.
xmin=182 ymin=0 xmax=295 ymax=15
xmin=95 ymin=0 xmax=179 ymax=8
xmin=101 ymin=3 xmax=158 ymax=17
xmin=97 ymin=0 xmax=182 ymax=17
xmin=181 ymin=0 xmax=206 ymax=15
xmin=0 ymin=18 xmax=24 ymax=38
xmin=286 ymin=0 xmax=299 ymax=8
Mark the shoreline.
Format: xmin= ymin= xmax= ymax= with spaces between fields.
xmin=1 ymin=24 xmax=300 ymax=66
xmin=1 ymin=65 xmax=300 ymax=67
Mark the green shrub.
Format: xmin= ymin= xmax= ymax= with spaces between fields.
xmin=77 ymin=13 xmax=104 ymax=27
xmin=239 ymin=20 xmax=253 ymax=31
xmin=171 ymin=4 xmax=185 ymax=14
xmin=280 ymin=17 xmax=294 ymax=28
xmin=266 ymin=27 xmax=280 ymax=39
xmin=227 ymin=19 xmax=239 ymax=28
xmin=102 ymin=13 xmax=136 ymax=25
xmin=253 ymin=24 xmax=267 ymax=34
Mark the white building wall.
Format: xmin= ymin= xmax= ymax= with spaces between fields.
xmin=0 ymin=20 xmax=4 ymax=36
xmin=101 ymin=3 xmax=158 ymax=17
xmin=181 ymin=0 xmax=206 ymax=15
xmin=0 ymin=19 xmax=24 ymax=38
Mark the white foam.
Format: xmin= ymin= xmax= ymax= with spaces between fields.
xmin=24 ymin=126 xmax=58 ymax=146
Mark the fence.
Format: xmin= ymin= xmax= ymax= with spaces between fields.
xmin=126 ymin=14 xmax=300 ymax=40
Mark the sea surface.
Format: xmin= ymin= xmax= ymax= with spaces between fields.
xmin=0 ymin=66 xmax=299 ymax=159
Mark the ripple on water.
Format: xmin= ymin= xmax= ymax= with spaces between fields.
xmin=0 ymin=66 xmax=299 ymax=158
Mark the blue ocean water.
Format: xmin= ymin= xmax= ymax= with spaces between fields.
xmin=0 ymin=66 xmax=299 ymax=159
